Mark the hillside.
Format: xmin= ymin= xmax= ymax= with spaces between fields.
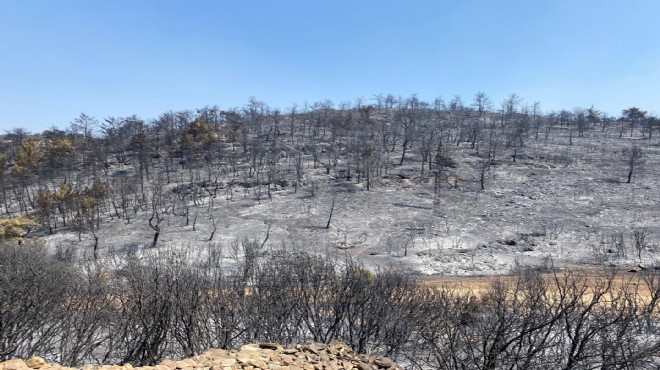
xmin=1 ymin=100 xmax=658 ymax=275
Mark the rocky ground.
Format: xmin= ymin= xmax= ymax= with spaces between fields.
xmin=0 ymin=343 xmax=401 ymax=370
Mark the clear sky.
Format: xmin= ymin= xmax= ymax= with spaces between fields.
xmin=1 ymin=0 xmax=659 ymax=133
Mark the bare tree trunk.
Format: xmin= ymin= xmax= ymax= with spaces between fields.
xmin=151 ymin=230 xmax=160 ymax=248
xmin=93 ymin=235 xmax=99 ymax=260
xmin=208 ymin=215 xmax=216 ymax=241
xmin=326 ymin=193 xmax=337 ymax=229
xmin=627 ymin=146 xmax=641 ymax=183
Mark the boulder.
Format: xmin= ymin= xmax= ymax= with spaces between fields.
xmin=3 ymin=359 xmax=26 ymax=370
xmin=26 ymin=358 xmax=46 ymax=369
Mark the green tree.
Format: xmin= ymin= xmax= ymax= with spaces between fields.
xmin=12 ymin=138 xmax=44 ymax=214
xmin=45 ymin=136 xmax=76 ymax=177
xmin=35 ymin=188 xmax=56 ymax=233
xmin=586 ymin=105 xmax=601 ymax=128
xmin=13 ymin=138 xmax=43 ymax=179
xmin=622 ymin=107 xmax=647 ymax=123
xmin=622 ymin=107 xmax=647 ymax=137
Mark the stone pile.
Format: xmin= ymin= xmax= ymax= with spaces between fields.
xmin=0 ymin=342 xmax=401 ymax=370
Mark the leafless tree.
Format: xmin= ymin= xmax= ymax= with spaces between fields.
xmin=478 ymin=130 xmax=499 ymax=190
xmin=632 ymin=228 xmax=649 ymax=260
xmin=395 ymin=107 xmax=417 ymax=165
xmin=0 ymin=243 xmax=74 ymax=360
xmin=626 ymin=145 xmax=642 ymax=183
xmin=472 ymin=91 xmax=492 ymax=124
xmin=112 ymin=255 xmax=177 ymax=365
xmin=326 ymin=189 xmax=338 ymax=229
xmin=148 ymin=174 xmax=169 ymax=248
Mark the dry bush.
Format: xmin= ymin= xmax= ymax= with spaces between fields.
xmin=0 ymin=242 xmax=76 ymax=360
xmin=2 ymin=242 xmax=660 ymax=368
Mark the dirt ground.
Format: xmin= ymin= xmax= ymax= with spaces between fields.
xmin=417 ymin=265 xmax=659 ymax=303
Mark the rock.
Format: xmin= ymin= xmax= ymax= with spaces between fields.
xmin=26 ymin=357 xmax=46 ymax=369
xmin=240 ymin=344 xmax=262 ymax=352
xmin=252 ymin=361 xmax=268 ymax=369
xmin=207 ymin=349 xmax=230 ymax=357
xmin=306 ymin=344 xmax=321 ymax=355
xmin=498 ymin=239 xmax=517 ymax=246
xmin=258 ymin=343 xmax=282 ymax=351
xmin=0 ymin=342 xmax=401 ymax=370
xmin=235 ymin=358 xmax=251 ymax=366
xmin=277 ymin=354 xmax=294 ymax=365
xmin=373 ymin=358 xmax=394 ymax=368
xmin=217 ymin=359 xmax=236 ymax=368
xmin=3 ymin=359 xmax=26 ymax=370
xmin=98 ymin=366 xmax=122 ymax=370
xmin=159 ymin=360 xmax=178 ymax=369
xmin=174 ymin=359 xmax=197 ymax=369
xmin=354 ymin=362 xmax=372 ymax=370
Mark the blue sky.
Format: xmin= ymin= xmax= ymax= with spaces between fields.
xmin=1 ymin=0 xmax=659 ymax=133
